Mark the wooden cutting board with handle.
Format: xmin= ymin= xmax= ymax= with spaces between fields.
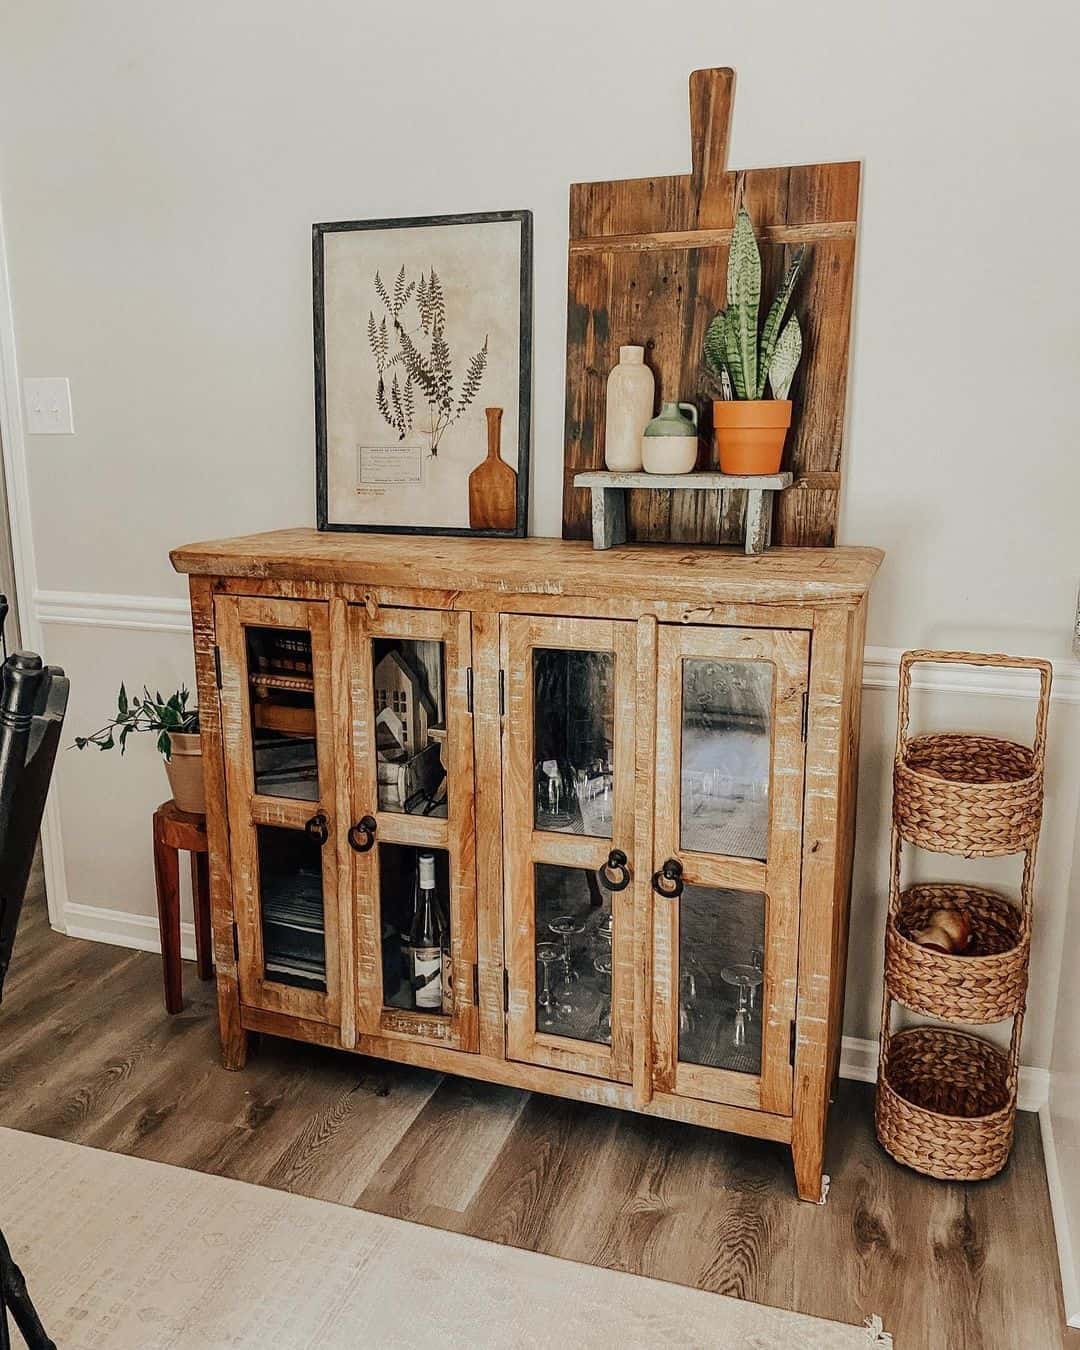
xmin=469 ymin=407 xmax=518 ymax=530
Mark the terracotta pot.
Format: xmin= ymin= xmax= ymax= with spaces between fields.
xmin=712 ymin=399 xmax=792 ymax=475
xmin=164 ymin=730 xmax=205 ymax=814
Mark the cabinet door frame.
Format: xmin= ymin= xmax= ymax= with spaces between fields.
xmin=346 ymin=605 xmax=478 ymax=1053
xmin=651 ymin=624 xmax=810 ymax=1115
xmin=502 ymin=614 xmax=637 ymax=1082
xmin=216 ymin=594 xmax=343 ymax=1026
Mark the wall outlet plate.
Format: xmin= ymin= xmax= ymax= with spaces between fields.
xmin=23 ymin=377 xmax=74 ymax=434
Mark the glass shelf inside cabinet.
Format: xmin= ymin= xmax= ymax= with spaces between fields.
xmin=533 ymin=649 xmax=614 ymax=837
xmin=534 ymin=863 xmax=611 ymax=1044
xmin=378 ymin=843 xmax=453 ymax=1017
xmin=372 ymin=638 xmax=448 ymax=819
xmin=247 ymin=626 xmax=318 ymax=801
xmin=257 ymin=825 xmax=326 ymax=991
xmin=681 ymin=659 xmax=773 ymax=861
xmin=678 ymin=884 xmax=765 ymax=1076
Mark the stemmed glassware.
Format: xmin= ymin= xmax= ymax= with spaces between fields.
xmin=535 ymin=942 xmax=562 ymax=1027
xmin=573 ymin=758 xmax=613 ymax=836
xmin=750 ymin=945 xmax=764 ymax=1010
xmin=536 ymin=760 xmax=573 ymax=830
xmin=721 ymin=963 xmax=764 ymax=1049
xmin=548 ymin=914 xmax=585 ymax=991
xmin=589 ymin=910 xmax=613 ymax=1042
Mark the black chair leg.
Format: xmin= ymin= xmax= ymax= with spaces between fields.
xmin=0 ymin=1228 xmax=54 ymax=1350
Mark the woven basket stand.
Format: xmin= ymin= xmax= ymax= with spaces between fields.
xmin=875 ymin=649 xmax=1052 ymax=1182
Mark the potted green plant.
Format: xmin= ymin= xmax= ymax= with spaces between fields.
xmin=75 ymin=685 xmax=204 ymax=813
xmin=702 ymin=206 xmax=806 ymax=474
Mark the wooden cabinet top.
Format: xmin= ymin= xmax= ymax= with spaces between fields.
xmin=171 ymin=528 xmax=882 ymax=607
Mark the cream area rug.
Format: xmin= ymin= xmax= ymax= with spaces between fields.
xmin=2 ymin=1128 xmax=890 ymax=1349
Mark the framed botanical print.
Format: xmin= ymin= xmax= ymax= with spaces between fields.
xmin=314 ymin=209 xmax=532 ymax=536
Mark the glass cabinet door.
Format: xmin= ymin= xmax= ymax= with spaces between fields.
xmin=215 ymin=596 xmax=342 ymax=1026
xmin=347 ymin=607 xmax=478 ymax=1053
xmin=651 ymin=625 xmax=809 ymax=1114
xmin=502 ymin=615 xmax=637 ymax=1083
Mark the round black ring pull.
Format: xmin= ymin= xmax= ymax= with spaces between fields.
xmin=347 ymin=814 xmax=377 ymax=853
xmin=651 ymin=857 xmax=684 ymax=898
xmin=304 ymin=811 xmax=330 ymax=845
xmin=598 ymin=848 xmax=631 ymax=892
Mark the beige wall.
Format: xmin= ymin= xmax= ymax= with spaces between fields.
xmin=2 ymin=3 xmax=1079 ymax=1077
xmin=1050 ymin=798 xmax=1080 ymax=1322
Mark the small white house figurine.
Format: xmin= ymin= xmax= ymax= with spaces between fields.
xmin=374 ymin=650 xmax=436 ymax=757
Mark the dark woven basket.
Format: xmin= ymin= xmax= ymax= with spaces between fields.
xmin=885 ymin=883 xmax=1028 ymax=1024
xmin=892 ymin=652 xmax=1051 ymax=857
xmin=875 ymin=1026 xmax=1016 ymax=1181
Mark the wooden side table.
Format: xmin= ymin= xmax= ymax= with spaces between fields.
xmin=152 ymin=799 xmax=212 ymax=1013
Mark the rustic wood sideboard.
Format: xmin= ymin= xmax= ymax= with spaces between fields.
xmin=171 ymin=529 xmax=881 ymax=1202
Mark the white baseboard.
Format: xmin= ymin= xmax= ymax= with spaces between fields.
xmin=1040 ymin=1103 xmax=1080 ymax=1328
xmin=839 ymin=1034 xmax=1049 ymax=1112
xmin=64 ymin=901 xmax=197 ymax=963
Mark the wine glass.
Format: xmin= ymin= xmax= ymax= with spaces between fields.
xmin=592 ymin=947 xmax=613 ymax=1043
xmin=721 ymin=963 xmax=764 ymax=1049
xmin=536 ymin=759 xmax=572 ymax=830
xmin=549 ymin=914 xmax=585 ymax=991
xmin=536 ymin=942 xmax=560 ymax=1027
xmin=749 ymin=945 xmax=765 ymax=1010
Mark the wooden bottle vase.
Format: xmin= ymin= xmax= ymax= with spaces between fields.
xmin=468 ymin=407 xmax=517 ymax=530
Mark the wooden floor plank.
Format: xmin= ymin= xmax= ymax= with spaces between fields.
xmin=0 ymin=894 xmax=1072 ymax=1350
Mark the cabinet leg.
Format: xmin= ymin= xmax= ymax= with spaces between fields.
xmin=216 ymin=971 xmax=249 ymax=1070
xmin=792 ymin=1128 xmax=827 ymax=1203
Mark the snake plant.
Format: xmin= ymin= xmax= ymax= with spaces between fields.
xmin=703 ymin=207 xmax=806 ymax=401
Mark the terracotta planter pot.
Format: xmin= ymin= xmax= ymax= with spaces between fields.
xmin=164 ymin=730 xmax=205 ymax=814
xmin=712 ymin=399 xmax=792 ymax=475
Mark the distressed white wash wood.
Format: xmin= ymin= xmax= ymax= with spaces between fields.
xmin=173 ymin=528 xmax=878 ymax=1201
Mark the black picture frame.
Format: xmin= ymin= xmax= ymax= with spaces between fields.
xmin=313 ymin=209 xmax=532 ymax=537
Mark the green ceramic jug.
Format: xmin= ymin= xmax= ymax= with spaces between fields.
xmin=642 ymin=402 xmax=699 ymax=474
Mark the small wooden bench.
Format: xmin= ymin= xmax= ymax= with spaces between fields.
xmin=574 ymin=470 xmax=793 ymax=555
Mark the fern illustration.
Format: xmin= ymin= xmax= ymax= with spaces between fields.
xmin=456 ymin=338 xmax=488 ymax=416
xmin=367 ymin=264 xmax=488 ymax=454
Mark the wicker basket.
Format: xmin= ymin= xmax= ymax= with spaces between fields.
xmin=875 ymin=650 xmax=1051 ymax=1183
xmin=885 ymin=882 xmax=1029 ymax=1024
xmin=892 ymin=652 xmax=1052 ymax=857
xmin=875 ymin=1025 xmax=1017 ymax=1181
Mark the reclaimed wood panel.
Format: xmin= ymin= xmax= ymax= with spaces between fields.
xmin=562 ymin=67 xmax=860 ymax=548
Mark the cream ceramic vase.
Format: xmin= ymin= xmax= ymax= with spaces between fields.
xmin=164 ymin=730 xmax=206 ymax=814
xmin=604 ymin=345 xmax=654 ymax=471
xmin=641 ymin=401 xmax=700 ymax=474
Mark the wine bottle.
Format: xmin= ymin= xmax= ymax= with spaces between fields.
xmin=408 ymin=852 xmax=444 ymax=1011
